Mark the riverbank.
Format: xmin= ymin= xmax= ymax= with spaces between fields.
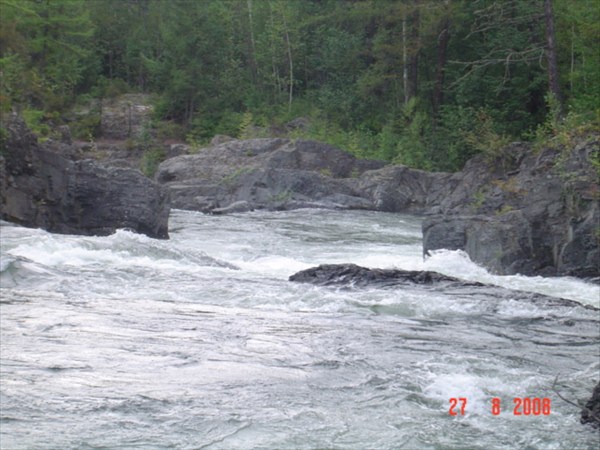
xmin=1 ymin=110 xmax=598 ymax=277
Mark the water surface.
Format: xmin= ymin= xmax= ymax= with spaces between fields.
xmin=1 ymin=209 xmax=598 ymax=449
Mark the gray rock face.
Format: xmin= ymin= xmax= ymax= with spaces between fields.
xmin=423 ymin=211 xmax=540 ymax=275
xmin=100 ymin=94 xmax=153 ymax=140
xmin=155 ymin=137 xmax=454 ymax=214
xmin=155 ymin=138 xmax=387 ymax=212
xmin=357 ymin=165 xmax=453 ymax=213
xmin=1 ymin=115 xmax=169 ymax=239
xmin=423 ymin=138 xmax=600 ymax=277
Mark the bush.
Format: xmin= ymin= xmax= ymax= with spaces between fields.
xmin=463 ymin=109 xmax=511 ymax=163
xmin=154 ymin=120 xmax=186 ymax=142
xmin=93 ymin=77 xmax=131 ymax=99
xmin=532 ymin=93 xmax=600 ymax=152
xmin=140 ymin=147 xmax=166 ymax=178
xmin=70 ymin=114 xmax=102 ymax=140
xmin=22 ymin=109 xmax=52 ymax=140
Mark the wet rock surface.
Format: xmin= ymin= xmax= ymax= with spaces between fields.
xmin=0 ymin=114 xmax=170 ymax=239
xmin=289 ymin=263 xmax=598 ymax=310
xmin=581 ymin=381 xmax=600 ymax=428
xmin=289 ymin=263 xmax=465 ymax=287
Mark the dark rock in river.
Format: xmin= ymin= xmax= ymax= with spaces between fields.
xmin=0 ymin=114 xmax=170 ymax=239
xmin=581 ymin=381 xmax=600 ymax=428
xmin=289 ymin=263 xmax=597 ymax=310
xmin=289 ymin=263 xmax=464 ymax=287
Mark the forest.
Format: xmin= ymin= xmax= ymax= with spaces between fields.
xmin=0 ymin=0 xmax=598 ymax=171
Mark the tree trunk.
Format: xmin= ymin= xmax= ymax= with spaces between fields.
xmin=544 ymin=0 xmax=564 ymax=116
xmin=280 ymin=6 xmax=294 ymax=113
xmin=402 ymin=13 xmax=408 ymax=106
xmin=432 ymin=17 xmax=450 ymax=118
xmin=268 ymin=1 xmax=280 ymax=101
xmin=246 ymin=0 xmax=258 ymax=84
xmin=407 ymin=3 xmax=420 ymax=102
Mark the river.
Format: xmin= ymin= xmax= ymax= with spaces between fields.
xmin=1 ymin=209 xmax=599 ymax=449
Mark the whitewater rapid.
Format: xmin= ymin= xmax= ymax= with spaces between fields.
xmin=1 ymin=209 xmax=598 ymax=449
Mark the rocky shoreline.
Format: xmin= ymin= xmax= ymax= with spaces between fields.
xmin=153 ymin=133 xmax=598 ymax=278
xmin=1 ymin=112 xmax=598 ymax=277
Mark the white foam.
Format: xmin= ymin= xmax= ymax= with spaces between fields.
xmin=424 ymin=373 xmax=491 ymax=416
xmin=6 ymin=231 xmax=202 ymax=274
xmin=422 ymin=250 xmax=599 ymax=308
xmin=235 ymin=255 xmax=312 ymax=279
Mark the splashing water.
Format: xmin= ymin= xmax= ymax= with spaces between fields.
xmin=1 ymin=209 xmax=598 ymax=449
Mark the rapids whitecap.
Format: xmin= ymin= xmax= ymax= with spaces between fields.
xmin=1 ymin=209 xmax=598 ymax=449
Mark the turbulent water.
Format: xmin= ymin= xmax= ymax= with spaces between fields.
xmin=1 ymin=209 xmax=599 ymax=450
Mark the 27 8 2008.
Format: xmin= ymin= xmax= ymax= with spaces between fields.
xmin=449 ymin=397 xmax=551 ymax=416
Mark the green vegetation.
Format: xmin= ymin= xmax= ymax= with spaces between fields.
xmin=140 ymin=147 xmax=165 ymax=178
xmin=1 ymin=0 xmax=598 ymax=171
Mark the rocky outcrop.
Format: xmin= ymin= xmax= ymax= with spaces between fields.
xmin=423 ymin=211 xmax=540 ymax=275
xmin=356 ymin=165 xmax=454 ymax=213
xmin=154 ymin=137 xmax=456 ymax=214
xmin=155 ymin=138 xmax=386 ymax=212
xmin=581 ymin=382 xmax=600 ymax=428
xmin=423 ymin=138 xmax=600 ymax=277
xmin=100 ymin=93 xmax=154 ymax=140
xmin=0 ymin=114 xmax=170 ymax=239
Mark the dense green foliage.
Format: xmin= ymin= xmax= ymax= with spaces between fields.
xmin=1 ymin=0 xmax=598 ymax=170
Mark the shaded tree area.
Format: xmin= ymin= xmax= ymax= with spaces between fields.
xmin=1 ymin=0 xmax=598 ymax=171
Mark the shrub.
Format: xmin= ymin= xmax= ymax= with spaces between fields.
xmin=463 ymin=109 xmax=511 ymax=163
xmin=70 ymin=114 xmax=102 ymax=140
xmin=140 ymin=147 xmax=166 ymax=178
xmin=22 ymin=109 xmax=52 ymax=140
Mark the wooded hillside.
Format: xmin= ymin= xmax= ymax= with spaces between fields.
xmin=1 ymin=0 xmax=598 ymax=171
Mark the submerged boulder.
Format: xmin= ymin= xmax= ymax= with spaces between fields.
xmin=1 ymin=114 xmax=170 ymax=239
xmin=289 ymin=263 xmax=596 ymax=310
xmin=289 ymin=263 xmax=463 ymax=287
